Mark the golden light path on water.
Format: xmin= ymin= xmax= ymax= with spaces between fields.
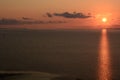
xmin=98 ymin=29 xmax=111 ymax=80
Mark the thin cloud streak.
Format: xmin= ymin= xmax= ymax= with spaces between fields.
xmin=46 ymin=13 xmax=53 ymax=18
xmin=0 ymin=18 xmax=66 ymax=25
xmin=53 ymin=12 xmax=92 ymax=18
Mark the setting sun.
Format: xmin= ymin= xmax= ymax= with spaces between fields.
xmin=102 ymin=17 xmax=107 ymax=23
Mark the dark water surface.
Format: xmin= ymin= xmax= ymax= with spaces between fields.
xmin=0 ymin=29 xmax=120 ymax=80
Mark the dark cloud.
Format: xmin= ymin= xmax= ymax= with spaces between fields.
xmin=22 ymin=17 xmax=33 ymax=20
xmin=0 ymin=18 xmax=66 ymax=25
xmin=0 ymin=18 xmax=21 ymax=25
xmin=47 ymin=21 xmax=66 ymax=24
xmin=46 ymin=13 xmax=53 ymax=18
xmin=54 ymin=12 xmax=91 ymax=18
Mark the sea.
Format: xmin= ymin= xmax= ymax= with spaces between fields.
xmin=0 ymin=28 xmax=120 ymax=80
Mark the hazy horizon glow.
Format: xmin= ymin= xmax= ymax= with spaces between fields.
xmin=0 ymin=0 xmax=120 ymax=29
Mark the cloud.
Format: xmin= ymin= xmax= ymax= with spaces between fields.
xmin=54 ymin=12 xmax=91 ymax=18
xmin=46 ymin=13 xmax=53 ymax=18
xmin=47 ymin=20 xmax=67 ymax=24
xmin=0 ymin=18 xmax=21 ymax=25
xmin=22 ymin=17 xmax=33 ymax=20
xmin=0 ymin=18 xmax=66 ymax=25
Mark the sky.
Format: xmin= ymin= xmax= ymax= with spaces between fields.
xmin=0 ymin=0 xmax=120 ymax=29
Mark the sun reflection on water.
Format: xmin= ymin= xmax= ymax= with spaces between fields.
xmin=98 ymin=29 xmax=111 ymax=80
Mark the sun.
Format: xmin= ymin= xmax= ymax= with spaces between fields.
xmin=102 ymin=17 xmax=107 ymax=23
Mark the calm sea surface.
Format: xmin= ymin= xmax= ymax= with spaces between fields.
xmin=0 ymin=29 xmax=120 ymax=80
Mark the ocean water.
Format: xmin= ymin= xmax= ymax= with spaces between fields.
xmin=0 ymin=29 xmax=120 ymax=80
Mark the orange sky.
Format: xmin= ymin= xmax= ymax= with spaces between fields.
xmin=0 ymin=0 xmax=120 ymax=29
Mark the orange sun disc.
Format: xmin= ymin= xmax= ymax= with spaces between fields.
xmin=102 ymin=18 xmax=107 ymax=23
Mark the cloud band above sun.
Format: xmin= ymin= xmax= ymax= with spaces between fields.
xmin=46 ymin=12 xmax=92 ymax=19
